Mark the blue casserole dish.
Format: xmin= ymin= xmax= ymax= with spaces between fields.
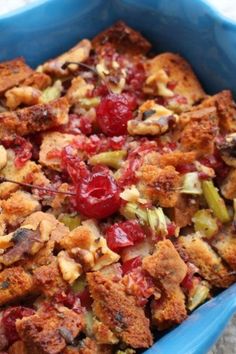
xmin=0 ymin=0 xmax=236 ymax=353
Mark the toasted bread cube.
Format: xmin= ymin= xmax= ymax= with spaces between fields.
xmin=22 ymin=72 xmax=52 ymax=90
xmin=0 ymin=190 xmax=40 ymax=227
xmin=0 ymin=58 xmax=33 ymax=95
xmin=200 ymin=90 xmax=236 ymax=133
xmin=42 ymin=39 xmax=91 ymax=77
xmin=177 ymin=234 xmax=235 ymax=288
xmin=60 ymin=220 xmax=119 ymax=271
xmin=87 ymin=271 xmax=153 ymax=349
xmin=0 ymin=266 xmax=34 ymax=305
xmin=16 ymin=307 xmax=84 ymax=354
xmin=92 ymin=21 xmax=151 ymax=55
xmin=212 ymin=228 xmax=236 ymax=271
xmin=143 ymin=240 xmax=187 ymax=291
xmin=33 ymin=259 xmax=68 ymax=297
xmin=8 ymin=340 xmax=28 ymax=354
xmin=39 ymin=132 xmax=75 ymax=171
xmin=0 ymin=97 xmax=69 ymax=139
xmin=5 ymin=86 xmax=41 ymax=110
xmin=221 ymin=168 xmax=236 ymax=199
xmin=145 ymin=53 xmax=205 ymax=105
xmin=22 ymin=211 xmax=69 ymax=243
xmin=0 ymin=150 xmax=41 ymax=198
xmin=76 ymin=338 xmax=112 ymax=354
xmin=172 ymin=195 xmax=199 ymax=228
xmin=138 ymin=164 xmax=180 ymax=207
xmin=180 ymin=107 xmax=218 ymax=155
xmin=151 ymin=286 xmax=187 ymax=330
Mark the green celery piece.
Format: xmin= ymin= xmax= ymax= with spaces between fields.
xmin=192 ymin=209 xmax=219 ymax=238
xmin=71 ymin=276 xmax=86 ymax=294
xmin=147 ymin=209 xmax=159 ymax=231
xmin=188 ymin=281 xmax=210 ymax=311
xmin=120 ymin=202 xmax=148 ymax=224
xmin=84 ymin=311 xmax=94 ymax=336
xmin=89 ymin=150 xmax=127 ymax=169
xmin=41 ymin=85 xmax=61 ymax=103
xmin=155 ymin=207 xmax=168 ymax=236
xmin=202 ymin=180 xmax=230 ymax=223
xmin=59 ymin=214 xmax=81 ymax=231
xmin=181 ymin=172 xmax=202 ymax=195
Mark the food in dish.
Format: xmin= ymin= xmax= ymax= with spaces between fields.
xmin=0 ymin=21 xmax=235 ymax=354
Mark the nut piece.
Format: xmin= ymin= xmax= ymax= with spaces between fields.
xmin=0 ymin=145 xmax=7 ymax=170
xmin=58 ymin=250 xmax=82 ymax=284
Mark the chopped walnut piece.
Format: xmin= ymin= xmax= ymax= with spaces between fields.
xmin=5 ymin=86 xmax=41 ymax=110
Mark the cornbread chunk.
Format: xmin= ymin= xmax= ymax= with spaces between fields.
xmin=5 ymin=86 xmax=41 ymax=110
xmin=180 ymin=107 xmax=218 ymax=155
xmin=33 ymin=259 xmax=68 ymax=297
xmin=92 ymin=21 xmax=151 ymax=55
xmin=0 ymin=266 xmax=34 ymax=305
xmin=0 ymin=190 xmax=40 ymax=228
xmin=177 ymin=234 xmax=235 ymax=288
xmin=200 ymin=90 xmax=236 ymax=133
xmin=8 ymin=340 xmax=28 ymax=354
xmin=42 ymin=39 xmax=91 ymax=77
xmin=16 ymin=307 xmax=84 ymax=354
xmin=151 ymin=286 xmax=187 ymax=330
xmin=172 ymin=195 xmax=199 ymax=228
xmin=76 ymin=338 xmax=112 ymax=354
xmin=0 ymin=150 xmax=41 ymax=198
xmin=143 ymin=240 xmax=187 ymax=291
xmin=138 ymin=164 xmax=180 ymax=207
xmin=0 ymin=97 xmax=69 ymax=139
xmin=145 ymin=53 xmax=205 ymax=105
xmin=221 ymin=168 xmax=236 ymax=199
xmin=0 ymin=58 xmax=33 ymax=95
xmin=39 ymin=132 xmax=75 ymax=171
xmin=212 ymin=227 xmax=236 ymax=270
xmin=60 ymin=220 xmax=119 ymax=271
xmin=22 ymin=71 xmax=52 ymax=90
xmin=87 ymin=271 xmax=153 ymax=349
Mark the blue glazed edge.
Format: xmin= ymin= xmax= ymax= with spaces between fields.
xmin=0 ymin=1 xmax=236 ymax=353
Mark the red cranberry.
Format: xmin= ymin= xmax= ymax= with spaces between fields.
xmin=106 ymin=220 xmax=146 ymax=251
xmin=2 ymin=307 xmax=35 ymax=344
xmin=176 ymin=163 xmax=196 ymax=174
xmin=96 ymin=93 xmax=137 ymax=136
xmin=122 ymin=256 xmax=142 ymax=275
xmin=167 ymin=222 xmax=176 ymax=237
xmin=2 ymin=136 xmax=32 ymax=169
xmin=75 ymin=168 xmax=120 ymax=219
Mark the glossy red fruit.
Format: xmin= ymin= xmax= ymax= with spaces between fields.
xmin=106 ymin=220 xmax=146 ymax=251
xmin=96 ymin=93 xmax=137 ymax=136
xmin=2 ymin=306 xmax=35 ymax=344
xmin=167 ymin=222 xmax=176 ymax=237
xmin=76 ymin=168 xmax=120 ymax=219
xmin=122 ymin=256 xmax=142 ymax=275
xmin=2 ymin=136 xmax=32 ymax=169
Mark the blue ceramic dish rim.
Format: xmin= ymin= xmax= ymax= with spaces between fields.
xmin=1 ymin=1 xmax=236 ymax=353
xmin=1 ymin=0 xmax=236 ymax=25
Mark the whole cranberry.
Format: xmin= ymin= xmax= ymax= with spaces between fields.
xmin=96 ymin=93 xmax=137 ymax=136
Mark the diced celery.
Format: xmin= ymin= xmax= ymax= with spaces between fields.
xmin=202 ymin=180 xmax=230 ymax=223
xmin=147 ymin=209 xmax=159 ymax=231
xmin=192 ymin=209 xmax=219 ymax=238
xmin=89 ymin=150 xmax=127 ymax=169
xmin=71 ymin=276 xmax=86 ymax=294
xmin=147 ymin=207 xmax=168 ymax=236
xmin=41 ymin=83 xmax=61 ymax=103
xmin=84 ymin=311 xmax=94 ymax=337
xmin=79 ymin=97 xmax=100 ymax=108
xmin=58 ymin=213 xmax=81 ymax=231
xmin=116 ymin=350 xmax=136 ymax=354
xmin=187 ymin=281 xmax=210 ymax=311
xmin=181 ymin=172 xmax=202 ymax=195
xmin=120 ymin=202 xmax=148 ymax=224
